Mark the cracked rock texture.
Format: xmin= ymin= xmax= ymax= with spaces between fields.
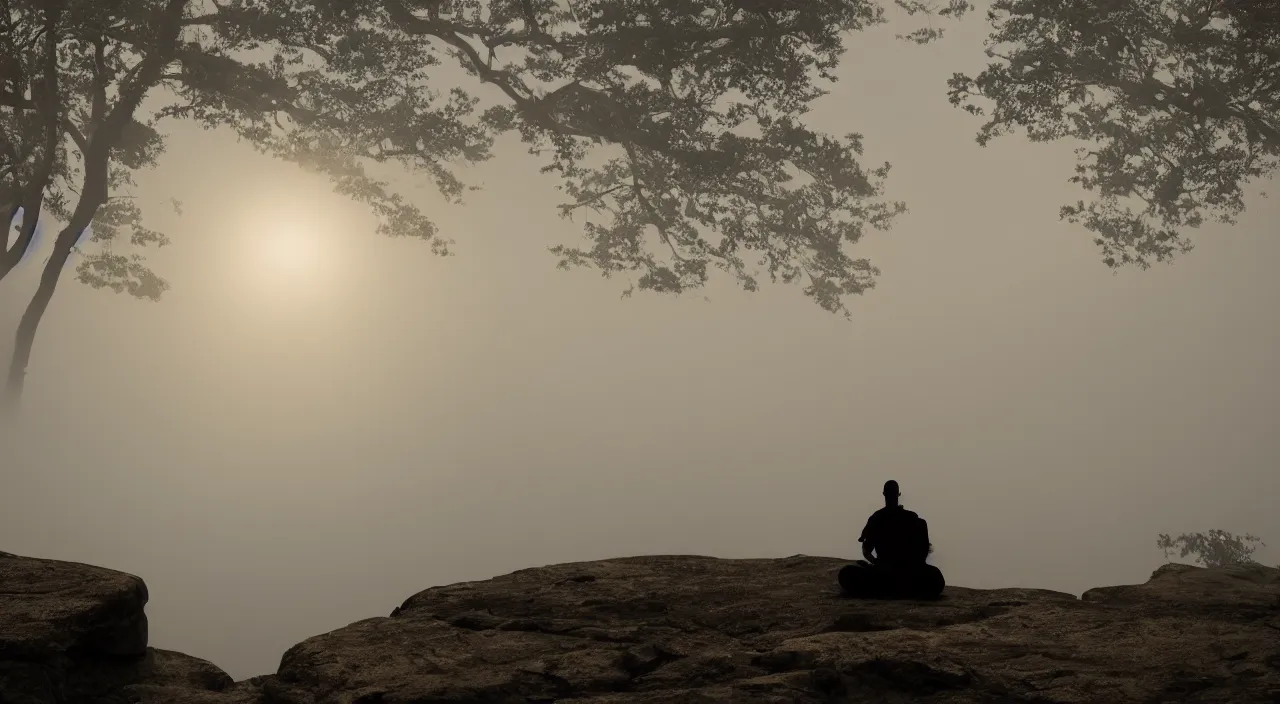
xmin=2 ymin=551 xmax=1278 ymax=703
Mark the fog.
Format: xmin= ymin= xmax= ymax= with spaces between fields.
xmin=2 ymin=17 xmax=1276 ymax=682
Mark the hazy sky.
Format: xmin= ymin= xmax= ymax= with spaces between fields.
xmin=2 ymin=12 xmax=1277 ymax=682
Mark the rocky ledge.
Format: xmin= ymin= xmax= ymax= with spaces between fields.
xmin=2 ymin=551 xmax=1278 ymax=703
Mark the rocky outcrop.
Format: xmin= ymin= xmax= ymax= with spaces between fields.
xmin=2 ymin=551 xmax=1278 ymax=703
xmin=0 ymin=550 xmax=233 ymax=704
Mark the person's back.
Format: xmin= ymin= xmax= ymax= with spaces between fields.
xmin=864 ymin=506 xmax=930 ymax=568
xmin=858 ymin=481 xmax=931 ymax=568
xmin=842 ymin=480 xmax=943 ymax=599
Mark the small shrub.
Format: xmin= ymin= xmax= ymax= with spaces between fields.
xmin=1156 ymin=530 xmax=1265 ymax=568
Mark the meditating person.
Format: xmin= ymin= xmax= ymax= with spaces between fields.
xmin=838 ymin=480 xmax=945 ymax=599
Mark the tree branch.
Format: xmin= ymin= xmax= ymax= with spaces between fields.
xmin=89 ymin=35 xmax=108 ymax=131
xmin=623 ymin=143 xmax=685 ymax=262
xmin=0 ymin=89 xmax=88 ymax=152
xmin=383 ymin=0 xmax=536 ymax=108
xmin=562 ymin=183 xmax=629 ymax=214
xmin=88 ymin=0 xmax=190 ymax=168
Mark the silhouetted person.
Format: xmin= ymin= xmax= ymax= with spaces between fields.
xmin=858 ymin=480 xmax=928 ymax=567
xmin=838 ymin=480 xmax=945 ymax=599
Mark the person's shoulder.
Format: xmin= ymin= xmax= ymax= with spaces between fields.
xmin=892 ymin=508 xmax=922 ymax=523
xmin=896 ymin=509 xmax=926 ymax=527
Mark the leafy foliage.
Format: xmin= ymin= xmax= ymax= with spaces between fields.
xmin=2 ymin=0 xmax=477 ymax=300
xmin=949 ymin=0 xmax=1280 ymax=269
xmin=1 ymin=0 xmax=969 ymax=321
xmin=894 ymin=0 xmax=971 ymax=45
xmin=1157 ymin=529 xmax=1265 ymax=568
xmin=373 ymin=0 xmax=965 ymax=315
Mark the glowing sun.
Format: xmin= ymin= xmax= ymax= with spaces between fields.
xmin=257 ymin=225 xmax=321 ymax=279
xmin=227 ymin=184 xmax=355 ymax=313
xmin=244 ymin=209 xmax=333 ymax=295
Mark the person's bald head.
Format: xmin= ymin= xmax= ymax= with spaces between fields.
xmin=884 ymin=480 xmax=901 ymax=507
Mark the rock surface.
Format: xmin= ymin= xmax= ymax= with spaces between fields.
xmin=0 ymin=550 xmax=233 ymax=704
xmin=3 ymin=551 xmax=1279 ymax=703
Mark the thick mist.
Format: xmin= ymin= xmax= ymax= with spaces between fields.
xmin=2 ymin=19 xmax=1276 ymax=681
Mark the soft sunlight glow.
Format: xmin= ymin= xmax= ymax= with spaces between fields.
xmin=219 ymin=180 xmax=371 ymax=326
xmin=256 ymin=222 xmax=322 ymax=282
xmin=233 ymin=189 xmax=341 ymax=305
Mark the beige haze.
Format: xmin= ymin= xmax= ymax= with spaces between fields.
xmin=1 ymin=16 xmax=1276 ymax=681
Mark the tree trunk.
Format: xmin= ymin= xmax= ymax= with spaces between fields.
xmin=3 ymin=219 xmax=90 ymax=408
xmin=0 ymin=196 xmax=45 ymax=283
xmin=3 ymin=0 xmax=189 ymax=409
xmin=3 ymin=163 xmax=105 ymax=409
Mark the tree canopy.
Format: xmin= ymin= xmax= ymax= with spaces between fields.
xmin=1 ymin=0 xmax=976 ymax=305
xmin=1 ymin=0 xmax=970 ymax=402
xmin=1157 ymin=529 xmax=1265 ymax=568
xmin=949 ymin=0 xmax=1280 ymax=269
xmin=9 ymin=0 xmax=1280 ymax=404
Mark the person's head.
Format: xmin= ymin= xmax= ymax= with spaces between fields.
xmin=883 ymin=480 xmax=901 ymax=507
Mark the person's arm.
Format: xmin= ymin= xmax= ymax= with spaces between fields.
xmin=858 ymin=513 xmax=878 ymax=564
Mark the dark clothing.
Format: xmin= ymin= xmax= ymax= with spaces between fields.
xmin=843 ymin=504 xmax=942 ymax=599
xmin=838 ymin=561 xmax=945 ymax=600
xmin=858 ymin=505 xmax=930 ymax=568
